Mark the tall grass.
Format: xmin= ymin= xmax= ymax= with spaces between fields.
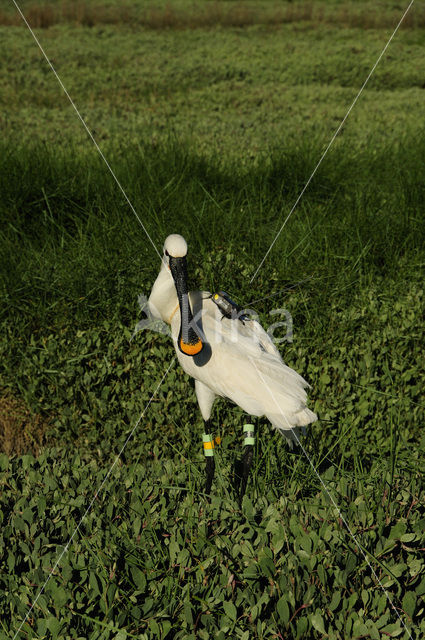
xmin=1 ymin=135 xmax=424 ymax=332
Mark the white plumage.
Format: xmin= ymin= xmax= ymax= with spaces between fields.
xmin=148 ymin=234 xmax=317 ymax=445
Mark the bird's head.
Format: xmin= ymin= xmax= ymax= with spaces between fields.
xmin=163 ymin=234 xmax=203 ymax=357
xmin=163 ymin=234 xmax=188 ymax=261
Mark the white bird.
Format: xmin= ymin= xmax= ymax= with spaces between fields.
xmin=148 ymin=234 xmax=317 ymax=498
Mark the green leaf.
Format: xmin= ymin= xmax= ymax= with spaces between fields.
xmin=89 ymin=571 xmax=100 ymax=596
xmin=37 ymin=618 xmax=47 ymax=636
xmin=416 ymin=577 xmax=425 ymax=596
xmin=259 ymin=556 xmax=275 ymax=578
xmin=353 ymin=619 xmax=368 ymax=636
xmin=400 ymin=533 xmax=416 ymax=543
xmin=276 ymin=596 xmax=290 ymax=624
xmin=46 ymin=617 xmax=61 ymax=638
xmin=107 ymin=582 xmax=117 ymax=607
xmin=391 ymin=563 xmax=407 ymax=577
xmin=311 ymin=612 xmax=325 ymax=634
xmin=345 ymin=552 xmax=357 ymax=573
xmin=53 ymin=588 xmax=67 ymax=609
xmin=131 ymin=566 xmax=146 ymax=591
xmin=0 ymin=453 xmax=8 ymax=471
xmin=162 ymin=620 xmax=172 ymax=639
xmin=413 ymin=517 xmax=425 ymax=533
xmin=223 ymin=601 xmax=237 ymax=622
xmin=317 ymin=563 xmax=326 ymax=585
xmin=402 ymin=591 xmax=416 ymax=619
xmin=381 ymin=622 xmax=403 ymax=637
xmin=389 ymin=522 xmax=407 ymax=540
xmin=22 ymin=507 xmax=33 ymax=524
xmin=329 ymin=591 xmax=341 ymax=612
xmin=184 ymin=602 xmax=193 ymax=626
xmin=149 ymin=619 xmax=160 ymax=636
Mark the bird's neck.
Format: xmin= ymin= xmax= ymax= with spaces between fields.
xmin=148 ymin=262 xmax=179 ymax=325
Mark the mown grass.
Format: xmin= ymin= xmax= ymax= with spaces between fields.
xmin=2 ymin=16 xmax=425 ymax=159
xmin=1 ymin=3 xmax=424 ymax=639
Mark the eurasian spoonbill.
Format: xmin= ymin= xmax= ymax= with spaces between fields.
xmin=148 ymin=234 xmax=317 ymax=499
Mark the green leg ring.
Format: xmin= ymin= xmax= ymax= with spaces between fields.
xmin=243 ymin=423 xmax=255 ymax=447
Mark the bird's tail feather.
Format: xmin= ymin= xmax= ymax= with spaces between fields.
xmin=269 ymin=407 xmax=317 ymax=447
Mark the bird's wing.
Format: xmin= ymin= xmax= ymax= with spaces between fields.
xmin=246 ymin=317 xmax=282 ymax=358
xmin=193 ymin=292 xmax=281 ymax=358
xmin=173 ymin=292 xmax=317 ymax=432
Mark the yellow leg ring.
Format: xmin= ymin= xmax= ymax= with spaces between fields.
xmin=203 ymin=433 xmax=221 ymax=457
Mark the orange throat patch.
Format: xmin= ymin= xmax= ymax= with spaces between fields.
xmin=180 ymin=337 xmax=203 ymax=356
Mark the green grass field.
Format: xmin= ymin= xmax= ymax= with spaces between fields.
xmin=1 ymin=2 xmax=424 ymax=639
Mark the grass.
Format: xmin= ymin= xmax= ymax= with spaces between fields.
xmin=0 ymin=2 xmax=424 ymax=639
xmin=1 ymin=14 xmax=425 ymax=159
xmin=2 ymin=0 xmax=425 ymax=30
xmin=1 ymin=136 xmax=424 ymax=327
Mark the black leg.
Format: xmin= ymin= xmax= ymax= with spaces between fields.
xmin=239 ymin=444 xmax=253 ymax=503
xmin=205 ymin=455 xmax=215 ymax=496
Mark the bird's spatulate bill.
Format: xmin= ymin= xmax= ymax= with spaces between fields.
xmin=169 ymin=256 xmax=203 ymax=356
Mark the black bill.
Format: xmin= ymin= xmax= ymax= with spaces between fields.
xmin=169 ymin=256 xmax=203 ymax=356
